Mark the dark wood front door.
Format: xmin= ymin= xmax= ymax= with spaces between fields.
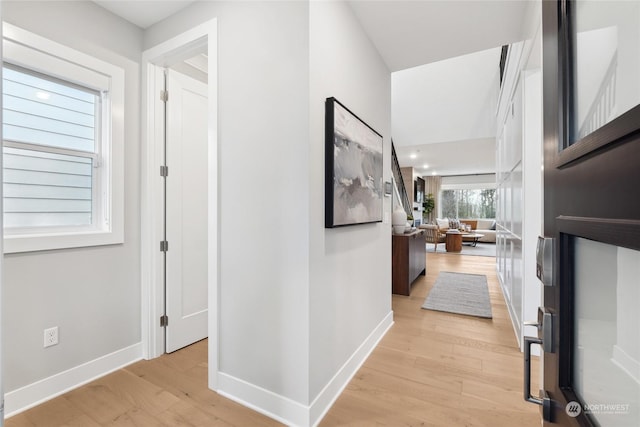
xmin=537 ymin=0 xmax=640 ymax=425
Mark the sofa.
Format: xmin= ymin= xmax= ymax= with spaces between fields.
xmin=435 ymin=218 xmax=497 ymax=243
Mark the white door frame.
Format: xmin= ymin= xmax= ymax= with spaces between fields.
xmin=140 ymin=19 xmax=218 ymax=390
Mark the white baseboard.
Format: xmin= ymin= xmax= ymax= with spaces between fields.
xmin=309 ymin=310 xmax=393 ymax=427
xmin=5 ymin=342 xmax=143 ymax=418
xmin=218 ymin=311 xmax=394 ymax=427
xmin=497 ymin=272 xmax=541 ymax=357
xmin=497 ymin=273 xmax=521 ymax=348
xmin=218 ymin=373 xmax=309 ymax=426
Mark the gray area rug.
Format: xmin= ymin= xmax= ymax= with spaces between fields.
xmin=426 ymin=242 xmax=496 ymax=257
xmin=422 ymin=271 xmax=493 ymax=318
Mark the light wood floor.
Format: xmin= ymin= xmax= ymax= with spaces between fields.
xmin=321 ymin=253 xmax=540 ymax=426
xmin=6 ymin=253 xmax=539 ymax=427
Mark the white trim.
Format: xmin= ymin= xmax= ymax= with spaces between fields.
xmin=2 ymin=22 xmax=125 ymax=254
xmin=1 ymin=18 xmax=5 ymax=423
xmin=440 ymin=183 xmax=497 ymax=191
xmin=3 ymin=39 xmax=109 ymax=90
xmin=140 ymin=63 xmax=166 ymax=360
xmin=4 ymin=342 xmax=142 ymax=418
xmin=218 ymin=312 xmax=394 ymax=427
xmin=501 ymin=274 xmax=522 ymax=349
xmin=440 ymin=174 xmax=497 ymax=191
xmin=218 ymin=374 xmax=309 ymax=427
xmin=521 ymin=67 xmax=543 ymax=358
xmin=206 ymin=23 xmax=220 ymax=392
xmin=3 ymin=23 xmax=111 ymax=89
xmin=140 ymin=19 xmax=219 ymax=395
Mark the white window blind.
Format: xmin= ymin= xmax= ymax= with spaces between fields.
xmin=3 ymin=65 xmax=100 ymax=229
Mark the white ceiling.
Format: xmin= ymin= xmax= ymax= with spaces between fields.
xmin=93 ymin=0 xmax=530 ymax=177
xmin=391 ymin=46 xmax=501 ymax=176
xmin=348 ymin=0 xmax=529 ymax=72
xmin=392 ymin=47 xmax=501 ymax=146
xmin=93 ymin=0 xmax=195 ymax=29
xmin=395 ymin=137 xmax=497 ymax=178
xmin=348 ymin=0 xmax=530 ymax=177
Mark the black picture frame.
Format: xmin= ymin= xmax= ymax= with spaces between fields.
xmin=325 ymin=97 xmax=384 ymax=228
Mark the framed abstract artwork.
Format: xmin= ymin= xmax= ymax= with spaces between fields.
xmin=325 ymin=97 xmax=384 ymax=228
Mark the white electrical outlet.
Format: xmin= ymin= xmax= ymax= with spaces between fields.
xmin=44 ymin=326 xmax=59 ymax=348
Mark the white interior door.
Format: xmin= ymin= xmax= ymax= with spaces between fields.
xmin=165 ymin=69 xmax=208 ymax=353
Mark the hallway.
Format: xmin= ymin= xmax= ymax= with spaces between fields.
xmin=6 ymin=253 xmax=539 ymax=426
xmin=322 ymin=252 xmax=540 ymax=426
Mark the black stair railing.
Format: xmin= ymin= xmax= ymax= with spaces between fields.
xmin=391 ymin=141 xmax=412 ymax=217
xmin=499 ymin=45 xmax=509 ymax=86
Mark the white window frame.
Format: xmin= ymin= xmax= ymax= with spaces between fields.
xmin=2 ymin=23 xmax=124 ymax=253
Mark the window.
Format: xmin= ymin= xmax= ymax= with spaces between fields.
xmin=569 ymin=1 xmax=640 ymax=143
xmin=2 ymin=23 xmax=124 ymax=253
xmin=3 ymin=66 xmax=100 ymax=229
xmin=440 ymin=188 xmax=496 ymax=219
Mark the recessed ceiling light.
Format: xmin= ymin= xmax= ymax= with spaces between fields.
xmin=432 ymin=171 xmax=437 ymax=176
xmin=409 ymin=153 xmax=417 ymax=159
xmin=36 ymin=91 xmax=50 ymax=100
xmin=423 ymin=164 xmax=429 ymax=169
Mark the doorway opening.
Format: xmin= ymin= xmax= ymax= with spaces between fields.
xmin=140 ymin=19 xmax=219 ymax=390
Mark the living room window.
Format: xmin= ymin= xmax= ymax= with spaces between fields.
xmin=2 ymin=23 xmax=124 ymax=253
xmin=440 ymin=188 xmax=496 ymax=219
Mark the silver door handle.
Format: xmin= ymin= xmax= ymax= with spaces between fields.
xmin=524 ymin=336 xmax=543 ymax=405
xmin=525 ymin=309 xmax=555 ymax=353
xmin=524 ymin=336 xmax=551 ymax=420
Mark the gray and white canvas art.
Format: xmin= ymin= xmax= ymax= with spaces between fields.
xmin=331 ymin=101 xmax=383 ymax=226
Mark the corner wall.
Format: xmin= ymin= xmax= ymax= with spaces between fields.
xmin=146 ymin=1 xmax=392 ymax=425
xmin=308 ymin=1 xmax=393 ymax=423
xmin=145 ymin=0 xmax=312 ymax=417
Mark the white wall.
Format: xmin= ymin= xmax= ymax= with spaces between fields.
xmin=309 ymin=0 xmax=392 ymax=409
xmin=146 ymin=1 xmax=393 ymax=425
xmin=145 ymin=0 xmax=312 ymax=409
xmin=0 ymin=0 xmax=391 ymax=423
xmin=2 ymin=0 xmax=143 ymax=398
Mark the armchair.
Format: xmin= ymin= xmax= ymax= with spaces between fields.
xmin=421 ymin=224 xmax=445 ymax=251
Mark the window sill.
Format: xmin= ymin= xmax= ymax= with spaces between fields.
xmin=4 ymin=229 xmax=124 ymax=254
